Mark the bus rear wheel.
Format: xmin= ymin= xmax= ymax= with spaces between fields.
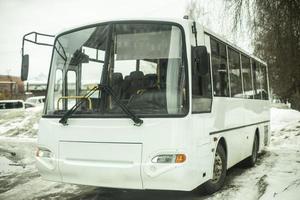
xmin=203 ymin=145 xmax=227 ymax=194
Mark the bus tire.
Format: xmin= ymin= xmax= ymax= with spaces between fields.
xmin=203 ymin=144 xmax=227 ymax=194
xmin=244 ymin=134 xmax=259 ymax=167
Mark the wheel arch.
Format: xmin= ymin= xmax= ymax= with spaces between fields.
xmin=217 ymin=137 xmax=227 ymax=163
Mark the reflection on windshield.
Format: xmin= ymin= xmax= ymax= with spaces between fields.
xmin=46 ymin=22 xmax=188 ymax=117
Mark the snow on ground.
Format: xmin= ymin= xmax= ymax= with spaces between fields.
xmin=0 ymin=108 xmax=96 ymax=199
xmin=0 ymin=106 xmax=42 ymax=137
xmin=0 ymin=106 xmax=300 ymax=199
xmin=205 ymin=108 xmax=300 ymax=200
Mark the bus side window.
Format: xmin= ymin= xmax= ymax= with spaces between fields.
xmin=228 ymin=48 xmax=243 ymax=97
xmin=241 ymin=55 xmax=253 ymax=99
xmin=192 ymin=46 xmax=212 ymax=113
xmin=210 ymin=38 xmax=229 ymax=97
xmin=139 ymin=60 xmax=157 ymax=75
xmin=67 ymin=70 xmax=76 ymax=109
xmin=260 ymin=65 xmax=269 ymax=100
xmin=54 ymin=69 xmax=63 ymax=110
xmin=252 ymin=60 xmax=262 ymax=99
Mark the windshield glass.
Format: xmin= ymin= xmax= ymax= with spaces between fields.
xmin=45 ymin=22 xmax=188 ymax=117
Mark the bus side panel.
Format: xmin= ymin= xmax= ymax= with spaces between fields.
xmin=210 ymin=97 xmax=246 ymax=168
xmin=209 ymin=98 xmax=270 ymax=168
xmin=190 ymin=114 xmax=215 ymax=186
xmin=244 ymin=99 xmax=270 ymax=155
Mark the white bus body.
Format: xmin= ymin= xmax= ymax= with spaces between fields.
xmin=35 ymin=18 xmax=270 ymax=192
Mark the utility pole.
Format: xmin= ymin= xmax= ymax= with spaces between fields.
xmin=6 ymin=68 xmax=13 ymax=99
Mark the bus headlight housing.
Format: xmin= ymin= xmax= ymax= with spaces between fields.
xmin=36 ymin=147 xmax=53 ymax=158
xmin=152 ymin=154 xmax=186 ymax=163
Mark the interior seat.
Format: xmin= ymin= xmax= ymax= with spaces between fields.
xmin=143 ymin=74 xmax=158 ymax=89
xmin=122 ymin=75 xmax=132 ymax=99
xmin=127 ymin=71 xmax=144 ymax=97
xmin=111 ymin=72 xmax=123 ymax=99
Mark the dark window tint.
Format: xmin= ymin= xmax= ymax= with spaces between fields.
xmin=210 ymin=38 xmax=229 ymax=97
xmin=252 ymin=60 xmax=262 ymax=99
xmin=241 ymin=55 xmax=253 ymax=98
xmin=260 ymin=65 xmax=269 ymax=100
xmin=192 ymin=47 xmax=212 ymax=113
xmin=228 ymin=48 xmax=243 ymax=97
xmin=0 ymin=102 xmax=23 ymax=109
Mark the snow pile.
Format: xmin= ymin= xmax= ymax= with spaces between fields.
xmin=260 ymin=108 xmax=300 ymax=200
xmin=271 ymin=107 xmax=300 ymax=132
xmin=207 ymin=108 xmax=300 ymax=200
xmin=0 ymin=106 xmax=42 ymax=137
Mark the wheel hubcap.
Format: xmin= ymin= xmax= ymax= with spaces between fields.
xmin=212 ymin=152 xmax=223 ymax=183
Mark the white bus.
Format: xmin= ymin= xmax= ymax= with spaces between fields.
xmin=21 ymin=18 xmax=270 ymax=194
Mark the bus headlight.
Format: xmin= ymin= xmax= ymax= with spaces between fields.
xmin=152 ymin=154 xmax=186 ymax=163
xmin=36 ymin=147 xmax=53 ymax=158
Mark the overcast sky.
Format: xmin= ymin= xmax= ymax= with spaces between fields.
xmin=0 ymin=0 xmax=250 ymax=80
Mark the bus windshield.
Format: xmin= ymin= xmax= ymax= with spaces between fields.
xmin=45 ymin=22 xmax=188 ymax=117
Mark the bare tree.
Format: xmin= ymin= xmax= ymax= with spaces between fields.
xmin=226 ymin=0 xmax=300 ymax=110
xmin=185 ymin=0 xmax=205 ymax=21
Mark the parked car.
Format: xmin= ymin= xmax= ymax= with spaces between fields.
xmin=0 ymin=100 xmax=29 ymax=119
xmin=24 ymin=102 xmax=36 ymax=109
xmin=0 ymin=100 xmax=25 ymax=110
xmin=25 ymin=96 xmax=45 ymax=106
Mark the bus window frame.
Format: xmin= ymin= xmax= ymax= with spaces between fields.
xmin=191 ymin=46 xmax=213 ymax=114
xmin=205 ymin=32 xmax=269 ymax=101
xmin=209 ymin=37 xmax=230 ymax=97
xmin=241 ymin=54 xmax=254 ymax=99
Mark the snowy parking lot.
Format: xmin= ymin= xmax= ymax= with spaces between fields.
xmin=0 ymin=107 xmax=300 ymax=200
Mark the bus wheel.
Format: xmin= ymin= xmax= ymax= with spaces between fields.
xmin=244 ymin=134 xmax=259 ymax=167
xmin=203 ymin=145 xmax=227 ymax=194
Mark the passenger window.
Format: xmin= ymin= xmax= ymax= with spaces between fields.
xmin=114 ymin=60 xmax=136 ymax=76
xmin=139 ymin=60 xmax=157 ymax=75
xmin=210 ymin=38 xmax=229 ymax=97
xmin=228 ymin=48 xmax=243 ymax=97
xmin=192 ymin=47 xmax=212 ymax=113
xmin=82 ymin=47 xmax=105 ymax=62
xmin=241 ymin=55 xmax=253 ymax=98
xmin=252 ymin=60 xmax=262 ymax=99
xmin=54 ymin=70 xmax=63 ymax=110
xmin=260 ymin=65 xmax=269 ymax=100
xmin=67 ymin=71 xmax=76 ymax=109
xmin=80 ymin=61 xmax=103 ymax=95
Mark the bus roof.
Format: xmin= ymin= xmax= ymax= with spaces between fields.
xmin=54 ymin=17 xmax=189 ymax=38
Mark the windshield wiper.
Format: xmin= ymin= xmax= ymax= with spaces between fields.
xmin=99 ymin=84 xmax=143 ymax=126
xmin=59 ymin=85 xmax=99 ymax=125
xmin=59 ymin=84 xmax=143 ymax=126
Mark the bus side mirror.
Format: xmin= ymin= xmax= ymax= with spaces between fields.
xmin=21 ymin=54 xmax=29 ymax=81
xmin=192 ymin=46 xmax=209 ymax=76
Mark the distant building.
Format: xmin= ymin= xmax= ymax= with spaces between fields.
xmin=0 ymin=75 xmax=24 ymax=100
xmin=25 ymin=81 xmax=47 ymax=97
